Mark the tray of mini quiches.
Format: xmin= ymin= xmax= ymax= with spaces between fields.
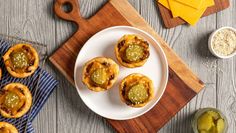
xmin=74 ymin=26 xmax=169 ymax=120
xmin=0 ymin=41 xmax=57 ymax=132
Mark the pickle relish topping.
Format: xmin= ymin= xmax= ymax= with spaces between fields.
xmin=125 ymin=44 xmax=144 ymax=62
xmin=4 ymin=92 xmax=20 ymax=109
xmin=10 ymin=51 xmax=29 ymax=69
xmin=128 ymin=83 xmax=148 ymax=104
xmin=91 ymin=68 xmax=108 ymax=85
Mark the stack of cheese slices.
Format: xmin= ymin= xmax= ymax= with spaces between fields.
xmin=158 ymin=0 xmax=215 ymax=25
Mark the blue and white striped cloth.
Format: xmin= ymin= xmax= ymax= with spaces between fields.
xmin=0 ymin=39 xmax=58 ymax=133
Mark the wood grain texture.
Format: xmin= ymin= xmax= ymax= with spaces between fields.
xmin=157 ymin=0 xmax=230 ymax=28
xmin=49 ymin=0 xmax=205 ymax=132
xmin=0 ymin=0 xmax=235 ymax=133
xmin=0 ymin=0 xmax=57 ymax=133
xmin=216 ymin=0 xmax=236 ymax=132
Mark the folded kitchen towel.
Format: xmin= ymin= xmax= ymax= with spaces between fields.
xmin=0 ymin=38 xmax=58 ymax=133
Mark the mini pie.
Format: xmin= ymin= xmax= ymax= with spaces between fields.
xmin=0 ymin=83 xmax=32 ymax=118
xmin=115 ymin=34 xmax=150 ymax=68
xmin=82 ymin=57 xmax=119 ymax=92
xmin=3 ymin=44 xmax=39 ymax=78
xmin=119 ymin=73 xmax=154 ymax=107
xmin=0 ymin=122 xmax=18 ymax=133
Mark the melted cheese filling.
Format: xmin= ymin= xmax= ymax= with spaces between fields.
xmin=0 ymin=87 xmax=26 ymax=116
xmin=118 ymin=35 xmax=149 ymax=63
xmin=122 ymin=77 xmax=150 ymax=105
xmin=85 ymin=61 xmax=115 ymax=88
xmin=7 ymin=46 xmax=35 ymax=73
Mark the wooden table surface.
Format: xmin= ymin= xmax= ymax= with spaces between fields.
xmin=0 ymin=0 xmax=235 ymax=132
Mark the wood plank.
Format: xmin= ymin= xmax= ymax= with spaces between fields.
xmin=157 ymin=0 xmax=230 ymax=28
xmin=0 ymin=0 xmax=57 ymax=133
xmin=216 ymin=0 xmax=236 ymax=132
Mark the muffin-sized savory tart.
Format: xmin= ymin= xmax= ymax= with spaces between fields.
xmin=0 ymin=122 xmax=18 ymax=133
xmin=0 ymin=83 xmax=32 ymax=118
xmin=82 ymin=57 xmax=119 ymax=92
xmin=119 ymin=73 xmax=154 ymax=107
xmin=3 ymin=44 xmax=39 ymax=78
xmin=115 ymin=34 xmax=150 ymax=68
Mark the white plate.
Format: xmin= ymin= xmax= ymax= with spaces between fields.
xmin=74 ymin=26 xmax=168 ymax=120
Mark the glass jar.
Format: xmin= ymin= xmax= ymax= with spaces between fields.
xmin=191 ymin=107 xmax=228 ymax=133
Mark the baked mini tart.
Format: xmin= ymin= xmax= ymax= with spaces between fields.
xmin=82 ymin=57 xmax=119 ymax=92
xmin=0 ymin=83 xmax=32 ymax=118
xmin=3 ymin=44 xmax=39 ymax=78
xmin=119 ymin=73 xmax=154 ymax=107
xmin=0 ymin=122 xmax=18 ymax=133
xmin=115 ymin=34 xmax=150 ymax=68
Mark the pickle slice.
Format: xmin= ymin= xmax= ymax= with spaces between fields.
xmin=197 ymin=112 xmax=214 ymax=131
xmin=10 ymin=51 xmax=29 ymax=68
xmin=207 ymin=111 xmax=220 ymax=120
xmin=128 ymin=84 xmax=148 ymax=104
xmin=4 ymin=92 xmax=20 ymax=108
xmin=125 ymin=44 xmax=144 ymax=62
xmin=216 ymin=119 xmax=225 ymax=133
xmin=91 ymin=68 xmax=108 ymax=85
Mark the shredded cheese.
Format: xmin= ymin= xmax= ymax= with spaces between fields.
xmin=212 ymin=28 xmax=236 ymax=56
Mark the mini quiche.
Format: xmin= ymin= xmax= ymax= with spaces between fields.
xmin=3 ymin=44 xmax=39 ymax=78
xmin=0 ymin=83 xmax=32 ymax=118
xmin=115 ymin=34 xmax=150 ymax=68
xmin=0 ymin=122 xmax=18 ymax=133
xmin=119 ymin=73 xmax=154 ymax=107
xmin=82 ymin=57 xmax=119 ymax=92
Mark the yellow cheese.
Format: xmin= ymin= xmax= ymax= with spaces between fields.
xmin=159 ymin=0 xmax=170 ymax=9
xmin=158 ymin=0 xmax=215 ymax=25
xmin=174 ymin=0 xmax=204 ymax=9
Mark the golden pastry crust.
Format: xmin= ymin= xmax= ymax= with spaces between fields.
xmin=3 ymin=44 xmax=39 ymax=78
xmin=0 ymin=122 xmax=18 ymax=133
xmin=115 ymin=34 xmax=150 ymax=68
xmin=119 ymin=73 xmax=154 ymax=107
xmin=82 ymin=57 xmax=119 ymax=92
xmin=0 ymin=83 xmax=32 ymax=118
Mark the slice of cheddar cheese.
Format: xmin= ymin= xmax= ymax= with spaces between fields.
xmin=158 ymin=0 xmax=215 ymax=25
xmin=174 ymin=0 xmax=204 ymax=9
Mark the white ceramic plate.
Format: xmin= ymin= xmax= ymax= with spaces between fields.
xmin=74 ymin=26 xmax=168 ymax=120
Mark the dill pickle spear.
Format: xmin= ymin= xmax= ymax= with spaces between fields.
xmin=4 ymin=92 xmax=20 ymax=108
xmin=10 ymin=51 xmax=29 ymax=68
xmin=125 ymin=44 xmax=144 ymax=62
xmin=128 ymin=84 xmax=148 ymax=104
xmin=91 ymin=68 xmax=108 ymax=85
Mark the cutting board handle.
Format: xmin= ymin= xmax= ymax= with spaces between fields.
xmin=54 ymin=0 xmax=85 ymax=24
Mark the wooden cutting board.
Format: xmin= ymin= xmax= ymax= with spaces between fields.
xmin=157 ymin=0 xmax=230 ymax=28
xmin=50 ymin=0 xmax=204 ymax=132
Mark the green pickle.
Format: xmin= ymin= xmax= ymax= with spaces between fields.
xmin=128 ymin=84 xmax=148 ymax=104
xmin=10 ymin=51 xmax=29 ymax=68
xmin=125 ymin=44 xmax=144 ymax=62
xmin=91 ymin=68 xmax=108 ymax=85
xmin=197 ymin=111 xmax=225 ymax=133
xmin=4 ymin=92 xmax=20 ymax=108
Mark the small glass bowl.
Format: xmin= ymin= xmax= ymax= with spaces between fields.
xmin=208 ymin=26 xmax=236 ymax=59
xmin=191 ymin=107 xmax=228 ymax=133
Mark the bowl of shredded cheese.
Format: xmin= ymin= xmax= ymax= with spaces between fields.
xmin=208 ymin=27 xmax=236 ymax=59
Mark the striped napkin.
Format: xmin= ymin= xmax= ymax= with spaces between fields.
xmin=0 ymin=39 xmax=58 ymax=133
